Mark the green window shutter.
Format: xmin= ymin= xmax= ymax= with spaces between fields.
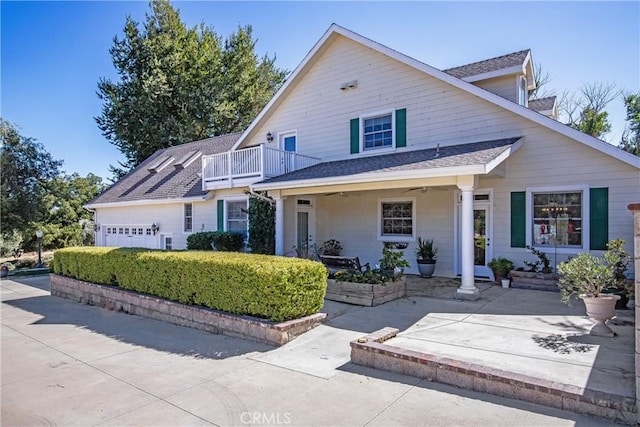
xmin=395 ymin=108 xmax=406 ymax=148
xmin=510 ymin=191 xmax=526 ymax=248
xmin=350 ymin=118 xmax=359 ymax=154
xmin=589 ymin=187 xmax=608 ymax=250
xmin=217 ymin=200 xmax=224 ymax=231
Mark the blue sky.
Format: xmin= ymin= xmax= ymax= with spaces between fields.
xmin=2 ymin=1 xmax=638 ymax=180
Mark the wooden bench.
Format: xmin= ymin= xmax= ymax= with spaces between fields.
xmin=318 ymin=255 xmax=362 ymax=275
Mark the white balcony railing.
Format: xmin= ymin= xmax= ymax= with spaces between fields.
xmin=202 ymin=145 xmax=320 ymax=188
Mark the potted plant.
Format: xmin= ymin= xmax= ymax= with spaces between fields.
xmin=415 ymin=237 xmax=438 ymax=278
xmin=557 ymin=239 xmax=630 ymax=337
xmin=379 ymin=243 xmax=410 ymax=280
xmin=487 ymin=257 xmax=514 ymax=288
xmin=600 ymin=238 xmax=632 ymax=309
xmin=319 ymin=239 xmax=343 ymax=256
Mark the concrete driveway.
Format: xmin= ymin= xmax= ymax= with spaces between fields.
xmin=1 ymin=275 xmax=616 ymax=426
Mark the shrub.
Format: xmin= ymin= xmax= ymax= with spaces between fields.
xmin=247 ymin=193 xmax=275 ymax=254
xmin=187 ymin=232 xmax=218 ymax=250
xmin=212 ymin=232 xmax=244 ymax=252
xmin=52 ymin=247 xmax=327 ymax=321
xmin=186 ymin=231 xmax=244 ymax=252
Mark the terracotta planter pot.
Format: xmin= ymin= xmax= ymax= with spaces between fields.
xmin=581 ymin=294 xmax=620 ymax=337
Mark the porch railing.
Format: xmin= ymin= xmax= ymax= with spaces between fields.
xmin=202 ymin=145 xmax=320 ymax=185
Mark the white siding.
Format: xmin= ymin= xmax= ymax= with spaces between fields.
xmin=95 ymin=196 xmax=237 ymax=249
xmin=473 ymin=75 xmax=518 ymax=103
xmin=239 ymin=36 xmax=527 ymax=161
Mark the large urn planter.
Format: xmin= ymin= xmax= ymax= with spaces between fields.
xmin=416 ymin=260 xmax=436 ymax=278
xmin=581 ymin=294 xmax=620 ymax=337
xmin=325 ymin=277 xmax=406 ymax=306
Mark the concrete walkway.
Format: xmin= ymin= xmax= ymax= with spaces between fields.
xmin=1 ymin=275 xmax=623 ymax=426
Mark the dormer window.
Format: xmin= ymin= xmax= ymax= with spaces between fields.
xmin=518 ymin=76 xmax=528 ymax=107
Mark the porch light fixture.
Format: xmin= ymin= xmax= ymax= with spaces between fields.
xmin=266 ymin=132 xmax=274 ymax=143
xmin=151 ymin=223 xmax=159 ymax=235
xmin=93 ymin=223 xmax=100 ymax=232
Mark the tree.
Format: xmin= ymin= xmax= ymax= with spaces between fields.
xmin=96 ymin=0 xmax=287 ymax=179
xmin=620 ymin=92 xmax=640 ymax=156
xmin=31 ymin=173 xmax=105 ymax=250
xmin=560 ymin=82 xmax=618 ymax=139
xmin=246 ymin=192 xmax=275 ymax=255
xmin=1 ymin=119 xmax=62 ymax=235
xmin=528 ymin=63 xmax=554 ymax=100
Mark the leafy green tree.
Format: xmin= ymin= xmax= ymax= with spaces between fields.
xmin=620 ymin=93 xmax=640 ymax=156
xmin=560 ymin=82 xmax=618 ymax=139
xmin=96 ymin=0 xmax=286 ymax=179
xmin=1 ymin=119 xmax=62 ymax=235
xmin=31 ymin=173 xmax=105 ymax=250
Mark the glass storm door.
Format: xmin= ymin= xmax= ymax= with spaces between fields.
xmin=296 ymin=199 xmax=315 ymax=258
xmin=473 ymin=206 xmax=492 ymax=277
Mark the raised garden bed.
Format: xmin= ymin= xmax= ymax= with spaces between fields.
xmin=510 ymin=270 xmax=559 ymax=292
xmin=50 ymin=274 xmax=325 ymax=346
xmin=325 ymin=277 xmax=406 ymax=306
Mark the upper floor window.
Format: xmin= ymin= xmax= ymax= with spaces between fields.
xmin=532 ymin=191 xmax=582 ymax=248
xmin=184 ymin=203 xmax=193 ymax=232
xmin=518 ymin=76 xmax=528 ymax=107
xmin=350 ymin=109 xmax=406 ymax=155
xmin=363 ymin=114 xmax=393 ymax=150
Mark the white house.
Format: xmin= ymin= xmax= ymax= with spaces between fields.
xmin=86 ymin=24 xmax=640 ymax=299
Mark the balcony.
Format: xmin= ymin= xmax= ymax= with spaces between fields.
xmin=202 ymin=145 xmax=321 ymax=190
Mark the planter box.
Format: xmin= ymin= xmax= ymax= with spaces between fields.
xmin=50 ymin=274 xmax=325 ymax=346
xmin=325 ymin=277 xmax=406 ymax=306
xmin=510 ymin=270 xmax=559 ymax=292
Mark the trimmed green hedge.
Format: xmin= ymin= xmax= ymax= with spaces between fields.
xmin=52 ymin=247 xmax=327 ymax=322
xmin=186 ymin=231 xmax=244 ymax=251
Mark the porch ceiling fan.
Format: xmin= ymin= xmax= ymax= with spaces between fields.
xmin=324 ymin=191 xmax=361 ymax=197
xmin=402 ymin=186 xmax=447 ymax=193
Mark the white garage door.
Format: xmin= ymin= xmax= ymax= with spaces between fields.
xmin=104 ymin=226 xmax=158 ymax=249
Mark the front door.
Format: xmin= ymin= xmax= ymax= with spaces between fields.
xmin=456 ymin=191 xmax=493 ymax=279
xmin=473 ymin=205 xmax=492 ymax=278
xmin=279 ymin=132 xmax=297 ymax=173
xmin=295 ymin=198 xmax=316 ymax=258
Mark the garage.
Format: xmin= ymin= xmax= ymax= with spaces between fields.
xmin=104 ymin=225 xmax=158 ymax=248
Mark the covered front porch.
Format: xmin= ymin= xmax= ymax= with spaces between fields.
xmin=252 ymin=138 xmax=523 ymax=300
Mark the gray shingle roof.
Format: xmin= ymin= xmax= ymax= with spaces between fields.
xmin=528 ymin=96 xmax=557 ymax=112
xmin=258 ymin=138 xmax=520 ymax=185
xmin=444 ymin=50 xmax=530 ymax=79
xmin=88 ymin=133 xmax=241 ymax=205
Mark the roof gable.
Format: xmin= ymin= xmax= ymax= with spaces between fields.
xmin=233 ymin=24 xmax=638 ymax=169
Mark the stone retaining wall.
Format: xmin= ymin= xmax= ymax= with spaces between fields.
xmin=50 ymin=274 xmax=326 ymax=346
xmin=351 ymin=328 xmax=635 ymax=425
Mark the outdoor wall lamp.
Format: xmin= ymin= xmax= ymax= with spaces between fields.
xmin=151 ymin=223 xmax=159 ymax=235
xmin=266 ymin=131 xmax=274 ymax=143
xmin=93 ymin=223 xmax=100 ymax=232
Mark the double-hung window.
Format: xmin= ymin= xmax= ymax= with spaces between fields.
xmin=378 ymin=198 xmax=415 ymax=241
xmin=184 ymin=203 xmax=193 ymax=232
xmin=226 ymin=200 xmax=248 ymax=241
xmin=363 ymin=114 xmax=393 ymax=150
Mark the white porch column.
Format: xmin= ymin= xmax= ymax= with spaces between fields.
xmin=457 ymin=177 xmax=480 ymax=300
xmin=274 ymin=196 xmax=285 ymax=256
